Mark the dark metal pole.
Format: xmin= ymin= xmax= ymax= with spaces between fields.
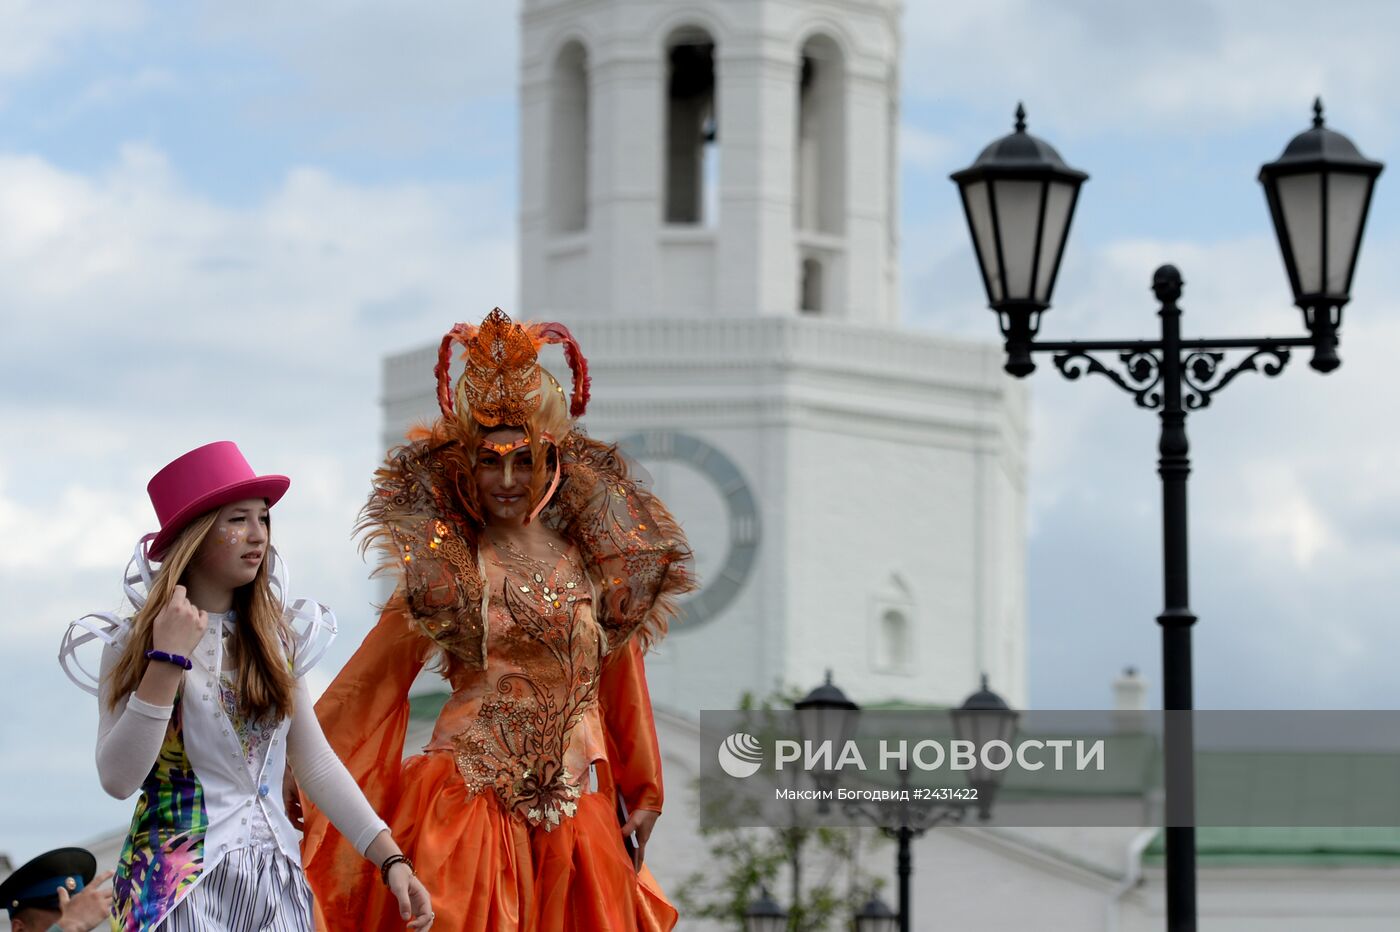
xmin=790 ymin=830 xmax=801 ymax=932
xmin=1152 ymin=265 xmax=1198 ymax=931
xmin=896 ymin=826 xmax=912 ymax=932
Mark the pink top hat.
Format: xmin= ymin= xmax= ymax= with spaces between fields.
xmin=146 ymin=441 xmax=290 ymax=561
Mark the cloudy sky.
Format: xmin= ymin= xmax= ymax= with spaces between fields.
xmin=3 ymin=0 xmax=1399 ymax=861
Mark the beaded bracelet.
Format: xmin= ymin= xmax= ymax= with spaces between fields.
xmin=144 ymin=649 xmax=193 ymax=671
xmin=380 ymin=853 xmax=414 ymax=886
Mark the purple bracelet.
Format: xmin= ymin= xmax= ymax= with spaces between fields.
xmin=145 ymin=649 xmax=193 ymax=671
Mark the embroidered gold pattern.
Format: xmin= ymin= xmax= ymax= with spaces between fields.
xmin=451 ymin=543 xmax=598 ymax=829
xmin=460 ymin=308 xmax=543 ymax=428
xmin=361 ymin=446 xmax=488 ymax=668
xmin=359 ymin=431 xmax=694 ymax=828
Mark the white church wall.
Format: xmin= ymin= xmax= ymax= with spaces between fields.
xmin=785 ymin=424 xmax=984 ymax=705
xmin=1126 ymin=867 xmax=1400 ymax=931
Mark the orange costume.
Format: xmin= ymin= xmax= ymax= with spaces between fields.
xmin=302 ymin=310 xmax=692 ymax=930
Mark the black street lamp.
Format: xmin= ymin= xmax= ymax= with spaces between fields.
xmin=950 ymin=102 xmax=1088 ymax=376
xmin=743 ymin=885 xmax=788 ymax=932
xmin=950 ymin=101 xmax=1383 ymax=932
xmin=951 ymin=673 xmax=1020 ymax=821
xmin=792 ymin=671 xmax=1014 ymax=932
xmin=852 ymin=892 xmax=899 ymax=932
xmin=1259 ymin=98 xmax=1385 ymax=372
xmin=794 ymin=669 xmax=861 ymax=743
xmin=794 ymin=669 xmax=860 ymax=807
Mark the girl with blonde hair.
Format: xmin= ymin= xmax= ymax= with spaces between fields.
xmin=60 ymin=441 xmax=433 ymax=931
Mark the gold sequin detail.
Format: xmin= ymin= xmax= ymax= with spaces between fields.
xmin=451 ymin=541 xmax=597 ymax=829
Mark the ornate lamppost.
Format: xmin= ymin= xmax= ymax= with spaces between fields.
xmin=761 ymin=671 xmax=1016 ymax=932
xmin=949 ymin=100 xmax=1383 ymax=932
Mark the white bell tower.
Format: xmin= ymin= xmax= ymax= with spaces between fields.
xmin=385 ymin=0 xmax=1028 ymax=718
xmin=520 ymin=0 xmax=900 ymax=322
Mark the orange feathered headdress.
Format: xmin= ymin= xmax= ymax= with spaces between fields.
xmin=434 ymin=307 xmax=590 ymax=428
xmin=423 ymin=308 xmax=591 ymax=525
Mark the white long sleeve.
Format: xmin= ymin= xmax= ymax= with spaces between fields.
xmin=286 ymin=677 xmax=389 ymax=855
xmin=95 ymin=643 xmax=173 ymax=799
xmin=96 ymin=640 xmax=388 ymax=855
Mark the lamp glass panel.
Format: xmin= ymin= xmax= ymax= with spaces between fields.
xmin=795 ymin=707 xmax=854 ymax=756
xmin=1033 ymin=180 xmax=1076 ymax=303
xmin=1277 ymin=173 xmax=1323 ymax=295
xmin=953 ymin=710 xmax=1017 ymax=786
xmin=1325 ymin=171 xmax=1370 ymax=295
xmin=794 ymin=706 xmax=824 ymax=747
xmin=991 ymin=179 xmax=1046 ymax=300
xmin=855 ymin=917 xmax=899 ymax=932
xmin=745 ymin=917 xmax=785 ymax=932
xmin=962 ymin=180 xmax=1003 ymax=302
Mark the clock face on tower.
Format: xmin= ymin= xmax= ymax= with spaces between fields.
xmin=615 ymin=431 xmax=760 ymax=629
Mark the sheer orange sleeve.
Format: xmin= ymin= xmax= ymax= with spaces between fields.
xmin=301 ymin=596 xmax=429 ymax=920
xmin=598 ymin=640 xmax=664 ymax=814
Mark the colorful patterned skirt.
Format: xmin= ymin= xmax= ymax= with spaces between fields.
xmin=159 ymin=847 xmax=312 ymax=932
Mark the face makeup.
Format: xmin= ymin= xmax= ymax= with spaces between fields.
xmin=194 ymin=498 xmax=270 ymax=589
xmin=476 ymin=432 xmax=536 ymax=525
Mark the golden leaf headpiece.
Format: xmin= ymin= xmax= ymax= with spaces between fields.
xmin=434 ymin=308 xmax=591 ymax=429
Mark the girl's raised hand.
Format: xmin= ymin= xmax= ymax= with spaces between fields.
xmin=151 ymin=584 xmax=208 ymax=656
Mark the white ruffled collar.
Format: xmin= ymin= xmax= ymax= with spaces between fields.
xmin=58 ymin=539 xmax=340 ymax=695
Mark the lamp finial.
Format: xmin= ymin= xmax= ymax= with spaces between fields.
xmin=1014 ymin=102 xmax=1027 ymax=133
xmin=1312 ymin=96 xmax=1325 ymax=129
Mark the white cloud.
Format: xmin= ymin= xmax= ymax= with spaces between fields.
xmin=37 ymin=66 xmax=178 ymax=129
xmin=0 ymin=473 xmax=149 ymax=573
xmin=1214 ymin=461 xmax=1339 ymax=569
xmin=0 ymin=0 xmax=144 ymax=92
xmin=903 ymin=0 xmax=1400 ymax=141
xmin=193 ymin=0 xmax=520 ymax=152
xmin=900 ymin=123 xmax=957 ymax=172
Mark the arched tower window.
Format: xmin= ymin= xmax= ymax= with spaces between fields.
xmin=871 ymin=574 xmax=916 ymax=674
xmin=665 ymin=28 xmax=717 ymax=226
xmin=877 ymin=608 xmax=911 ymax=673
xmin=800 ymin=257 xmax=823 ymax=313
xmin=548 ymin=40 xmax=589 ymax=234
xmin=795 ymin=35 xmax=845 ymax=235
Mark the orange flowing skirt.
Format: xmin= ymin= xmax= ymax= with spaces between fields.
xmin=314 ymin=752 xmax=677 ymax=931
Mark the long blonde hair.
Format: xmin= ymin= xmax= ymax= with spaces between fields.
xmin=105 ymin=509 xmax=296 ymax=721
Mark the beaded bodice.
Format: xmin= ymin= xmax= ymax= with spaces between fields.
xmin=425 ymin=537 xmax=607 ymax=830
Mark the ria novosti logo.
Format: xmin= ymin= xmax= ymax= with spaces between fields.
xmin=717 ymin=733 xmax=1108 ymax=779
xmin=718 ymin=733 xmax=764 ymax=778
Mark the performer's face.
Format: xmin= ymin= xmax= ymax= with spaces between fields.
xmin=191 ymin=498 xmax=270 ymax=589
xmin=476 ymin=429 xmax=534 ymax=525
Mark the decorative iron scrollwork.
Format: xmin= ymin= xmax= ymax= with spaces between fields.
xmin=1052 ymin=345 xmax=1293 ymax=410
xmin=1054 ymin=350 xmax=1165 ymax=409
xmin=1181 ymin=346 xmax=1292 ymax=409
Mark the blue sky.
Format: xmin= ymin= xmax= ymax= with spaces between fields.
xmin=3 ymin=0 xmax=1400 ymax=862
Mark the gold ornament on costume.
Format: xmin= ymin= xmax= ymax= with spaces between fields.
xmin=434 ymin=306 xmax=593 ymax=429
xmin=363 ymin=308 xmax=691 ymax=680
xmin=460 ymin=308 xmax=543 ymax=428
